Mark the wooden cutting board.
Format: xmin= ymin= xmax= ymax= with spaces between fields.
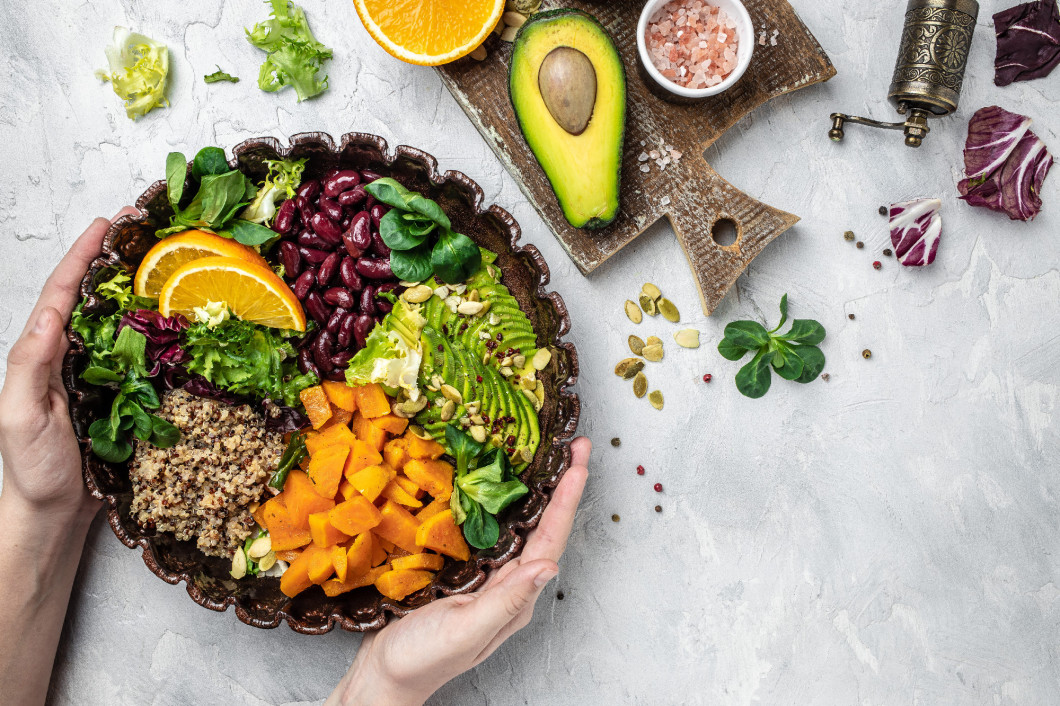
xmin=436 ymin=0 xmax=835 ymax=314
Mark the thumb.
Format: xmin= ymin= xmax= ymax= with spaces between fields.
xmin=458 ymin=559 xmax=558 ymax=646
xmin=4 ymin=307 xmax=65 ymax=404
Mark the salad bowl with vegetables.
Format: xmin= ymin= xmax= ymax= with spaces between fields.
xmin=64 ymin=132 xmax=579 ymax=633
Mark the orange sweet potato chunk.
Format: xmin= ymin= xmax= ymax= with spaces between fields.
xmin=346 ymin=463 xmax=396 ymax=503
xmin=352 ymin=411 xmax=388 ymax=452
xmin=309 ymin=511 xmax=350 ymax=548
xmin=280 ymin=548 xmax=316 ymax=597
xmin=351 ymin=383 xmax=391 ymax=418
xmin=322 ymin=380 xmax=358 ymax=412
xmin=276 ymin=549 xmax=302 ymax=563
xmin=415 ymin=510 xmax=470 ymax=561
xmin=370 ymin=535 xmax=389 ymax=566
xmin=338 ymin=479 xmax=358 ymax=501
xmin=374 ymin=500 xmax=422 ymax=554
xmin=282 ymin=470 xmax=336 ymax=528
xmin=331 ymin=544 xmax=350 ymax=583
xmin=381 ymin=478 xmax=423 ymax=509
xmin=323 ymin=405 xmax=353 ymax=429
xmin=322 ymin=564 xmax=389 ymax=597
xmin=403 ymin=459 xmax=454 ymax=500
xmin=306 ymin=424 xmax=357 ymax=456
xmin=373 ymin=414 xmax=409 ymax=436
xmin=308 ymin=444 xmax=350 ymax=499
xmin=391 ymin=553 xmax=445 ymax=571
xmin=306 ymin=544 xmax=337 ymax=584
xmin=383 ymin=437 xmax=410 ymax=470
xmin=343 ymin=438 xmax=383 ymax=478
xmin=405 ymin=434 xmax=446 ymax=460
xmin=262 ymin=496 xmax=312 ymax=551
xmin=329 ymin=494 xmax=384 ymax=536
xmin=375 ymin=569 xmax=434 ymax=601
xmin=300 ymin=385 xmax=333 ymax=429
xmin=345 ymin=532 xmax=374 ymax=581
xmin=415 ymin=496 xmax=451 ymax=521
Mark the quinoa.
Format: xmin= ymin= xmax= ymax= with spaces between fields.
xmin=129 ymin=389 xmax=285 ymax=558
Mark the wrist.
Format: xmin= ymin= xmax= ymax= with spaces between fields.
xmin=333 ymin=643 xmax=427 ymax=706
xmin=0 ymin=490 xmax=97 ymax=555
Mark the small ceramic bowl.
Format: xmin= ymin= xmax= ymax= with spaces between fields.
xmin=636 ymin=0 xmax=755 ymax=102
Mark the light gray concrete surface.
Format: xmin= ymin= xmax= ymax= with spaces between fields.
xmin=1 ymin=1 xmax=1058 ymax=704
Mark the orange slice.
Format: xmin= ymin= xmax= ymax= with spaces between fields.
xmin=353 ymin=0 xmax=505 ymax=66
xmin=134 ymin=230 xmax=270 ymax=298
xmin=158 ymin=256 xmax=306 ymax=331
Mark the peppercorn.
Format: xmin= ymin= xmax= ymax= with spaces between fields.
xmin=611 ymin=438 xmax=621 ymax=447
xmin=856 ymin=241 xmax=865 ymax=249
xmin=476 ymin=375 xmax=483 ymax=383
xmin=653 ymin=483 xmax=663 ymax=492
xmin=702 ymin=373 xmax=712 ymax=383
xmin=556 ymin=591 xmax=565 ymax=600
xmin=879 ymin=205 xmax=888 ymax=216
xmin=636 ymin=465 xmax=645 ymax=475
xmin=611 ymin=514 xmax=620 ymax=522
xmin=873 ymin=261 xmax=882 ymax=270
xmin=654 ymin=505 xmax=662 ymax=513
xmin=883 ymin=248 xmax=893 ymax=257
xmin=848 ymin=313 xmax=855 ymax=320
xmin=843 ymin=230 xmax=855 ymax=242
xmin=862 ymin=349 xmax=872 ymax=359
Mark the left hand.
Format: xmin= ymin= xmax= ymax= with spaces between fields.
xmin=328 ymin=437 xmax=591 ymax=706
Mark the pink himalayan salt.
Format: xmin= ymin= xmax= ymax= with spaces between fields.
xmin=646 ymin=0 xmax=740 ymax=90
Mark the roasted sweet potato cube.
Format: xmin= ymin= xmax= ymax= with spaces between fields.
xmin=391 ymin=553 xmax=444 ymax=572
xmin=307 ymin=544 xmax=338 ymax=584
xmin=345 ymin=532 xmax=373 ymax=581
xmin=374 ymin=500 xmax=422 ymax=554
xmin=306 ymin=424 xmax=357 ymax=456
xmin=415 ymin=496 xmax=451 ymax=521
xmin=370 ymin=535 xmax=389 ymax=566
xmin=338 ymin=479 xmax=358 ymax=501
xmin=331 ymin=544 xmax=350 ymax=583
xmin=372 ymin=414 xmax=409 ymax=436
xmin=276 ymin=549 xmax=302 ymax=563
xmin=307 ymin=444 xmax=350 ymax=499
xmin=383 ymin=437 xmax=410 ymax=470
xmin=405 ymin=434 xmax=446 ymax=460
xmin=381 ymin=478 xmax=423 ymax=509
xmin=343 ymin=438 xmax=384 ymax=478
xmin=415 ymin=510 xmax=470 ymax=561
xmin=251 ymin=501 xmax=268 ymax=528
xmin=262 ymin=496 xmax=311 ymax=551
xmin=322 ymin=564 xmax=389 ymax=597
xmin=280 ymin=548 xmax=316 ymax=597
xmin=328 ymin=494 xmax=384 ymax=536
xmin=403 ymin=459 xmax=454 ymax=500
xmin=322 ymin=380 xmax=358 ymax=412
xmin=300 ymin=385 xmax=333 ymax=429
xmin=351 ymin=383 xmax=391 ymax=418
xmin=352 ymin=411 xmax=388 ymax=452
xmin=282 ymin=470 xmax=336 ymax=528
xmin=394 ymin=474 xmax=425 ymax=499
xmin=346 ymin=463 xmax=396 ymax=503
xmin=309 ymin=511 xmax=350 ymax=548
xmin=322 ymin=405 xmax=353 ymax=429
xmin=375 ymin=569 xmax=434 ymax=601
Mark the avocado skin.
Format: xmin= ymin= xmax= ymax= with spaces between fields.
xmin=509 ymin=9 xmax=627 ymax=230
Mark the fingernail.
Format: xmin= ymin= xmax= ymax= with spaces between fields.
xmin=534 ymin=569 xmax=558 ymax=589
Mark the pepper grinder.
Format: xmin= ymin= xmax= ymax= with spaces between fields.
xmin=828 ymin=0 xmax=979 ymax=148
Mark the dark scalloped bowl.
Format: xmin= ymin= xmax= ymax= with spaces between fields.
xmin=62 ymin=132 xmax=580 ymax=633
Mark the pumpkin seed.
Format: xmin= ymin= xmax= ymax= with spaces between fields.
xmin=646 ymin=336 xmax=662 ymax=347
xmin=408 ymin=424 xmax=431 ymax=440
xmin=513 ymin=354 xmax=526 ymax=368
xmin=614 ymin=358 xmax=644 ymax=379
xmin=393 ymin=395 xmax=428 ymax=418
xmin=624 ymin=300 xmax=642 ymax=324
xmin=642 ymin=343 xmax=664 ymax=362
xmin=230 ymin=549 xmax=247 ymax=580
xmin=639 ymin=294 xmax=658 ymax=316
xmin=457 ymin=300 xmax=484 ymax=316
xmin=534 ymin=380 xmax=545 ymax=407
xmin=403 ymin=284 xmax=433 ymax=303
xmin=469 ymin=45 xmax=488 ymax=61
xmin=507 ymin=0 xmax=540 ymax=13
xmin=258 ymin=551 xmax=277 ymax=572
xmin=440 ymin=399 xmax=456 ymax=421
xmin=658 ymin=298 xmax=680 ymax=322
xmin=500 ymin=356 xmax=513 ymax=367
xmin=468 ymin=289 xmax=480 ymax=302
xmin=522 ymin=387 xmax=540 ymax=410
xmin=440 ymin=384 xmax=463 ymax=405
xmin=247 ymin=536 xmax=272 ymax=559
xmin=519 ymin=446 xmax=534 ymax=463
xmin=648 ymin=390 xmax=664 ymax=410
xmin=674 ymin=329 xmax=700 ymax=348
xmin=642 ymin=283 xmax=662 ymax=301
xmin=502 ymin=11 xmax=528 ymax=27
xmin=470 ymin=425 xmax=488 ymax=443
xmin=500 ymin=25 xmax=519 ymax=41
xmin=628 ymin=335 xmax=645 ymax=355
xmin=531 ymin=348 xmax=551 ymax=370
xmin=633 ymin=371 xmax=647 ymax=398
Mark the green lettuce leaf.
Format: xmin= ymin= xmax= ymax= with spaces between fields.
xmin=97 ymin=27 xmax=169 ymax=120
xmin=246 ymin=0 xmax=333 ymax=102
xmin=241 ymin=157 xmax=306 ymax=224
xmin=345 ymin=300 xmax=426 ymax=395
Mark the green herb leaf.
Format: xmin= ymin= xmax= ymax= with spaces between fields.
xmin=81 ymin=366 xmax=124 ymax=385
xmin=717 ymin=336 xmax=751 ymax=361
xmin=200 ymin=170 xmax=252 ymax=224
xmin=769 ymin=293 xmax=789 ymax=333
xmin=366 ymin=179 xmax=452 ymax=230
xmin=432 ymin=230 xmax=482 ymax=284
xmin=165 ymin=152 xmax=187 ymax=211
xmin=111 ymin=325 xmax=148 ymax=374
xmin=229 ymin=219 xmax=277 ymax=246
xmin=379 ymin=209 xmax=432 ymax=251
xmin=269 ymin=432 xmax=308 ymax=490
xmin=779 ymin=319 xmax=827 ymax=345
xmin=457 ymin=450 xmax=529 ymax=515
xmin=734 ymin=349 xmax=774 ymax=399
xmin=89 ymin=418 xmax=133 ymax=463
xmin=192 ymin=146 xmax=230 ymax=179
xmin=389 ymin=242 xmax=434 ymax=282
xmin=461 ymin=497 xmax=500 ymax=550
xmin=204 ymin=67 xmax=240 ymax=84
xmin=770 ymin=342 xmax=804 ymax=381
xmin=790 ymin=344 xmax=826 ymax=383
xmin=721 ymin=320 xmax=771 ymax=350
xmin=445 ymin=424 xmax=485 ymax=477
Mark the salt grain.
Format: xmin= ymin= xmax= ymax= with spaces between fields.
xmin=645 ymin=0 xmax=741 ymax=90
xmin=660 ymin=195 xmax=671 ymax=206
xmin=639 ymin=164 xmax=651 ymax=173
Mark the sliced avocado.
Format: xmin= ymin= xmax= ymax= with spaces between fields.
xmin=509 ymin=9 xmax=626 ymax=229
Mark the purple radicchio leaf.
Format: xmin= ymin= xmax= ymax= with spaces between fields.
xmin=117 ymin=309 xmax=191 ymax=377
xmin=182 ymin=375 xmax=250 ymax=407
xmin=994 ymin=0 xmax=1060 ymax=86
xmin=889 ymin=198 xmax=943 ymax=267
xmin=262 ymin=398 xmax=311 ymax=434
xmin=957 ymin=106 xmax=1054 ymax=221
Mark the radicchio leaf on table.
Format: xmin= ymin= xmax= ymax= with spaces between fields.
xmin=994 ymin=0 xmax=1060 ymax=86
xmin=889 ymin=198 xmax=943 ymax=267
xmin=957 ymin=106 xmax=1054 ymax=221
xmin=117 ymin=310 xmax=190 ymax=377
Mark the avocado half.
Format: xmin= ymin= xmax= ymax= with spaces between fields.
xmin=509 ymin=9 xmax=627 ymax=230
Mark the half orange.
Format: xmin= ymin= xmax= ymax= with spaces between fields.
xmin=158 ymin=256 xmax=306 ymax=331
xmin=353 ymin=0 xmax=505 ymax=66
xmin=134 ymin=230 xmax=270 ymax=298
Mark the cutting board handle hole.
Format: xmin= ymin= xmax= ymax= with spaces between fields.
xmin=711 ymin=218 xmax=740 ymax=249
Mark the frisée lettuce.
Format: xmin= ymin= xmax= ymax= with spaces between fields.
xmin=96 ymin=27 xmax=170 ymax=120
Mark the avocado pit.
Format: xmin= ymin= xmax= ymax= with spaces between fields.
xmin=537 ymin=47 xmax=597 ymax=136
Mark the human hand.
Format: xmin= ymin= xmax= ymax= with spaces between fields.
xmin=0 ymin=209 xmax=136 ymax=518
xmin=328 ymin=437 xmax=591 ymax=706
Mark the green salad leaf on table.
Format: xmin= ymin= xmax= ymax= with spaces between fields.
xmin=96 ymin=27 xmax=169 ymax=120
xmin=246 ymin=0 xmax=333 ymax=102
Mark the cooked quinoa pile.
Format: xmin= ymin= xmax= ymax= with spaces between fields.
xmin=130 ymin=389 xmax=285 ymax=558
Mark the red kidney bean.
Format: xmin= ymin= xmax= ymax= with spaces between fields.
xmin=370 ymin=203 xmax=389 ymax=229
xmin=305 ymin=292 xmax=330 ymax=324
xmin=339 ymin=257 xmax=365 ymax=292
xmin=292 ymin=270 xmax=316 ymax=300
xmin=296 ymin=179 xmax=321 ymax=202
xmin=353 ymin=314 xmax=374 ymax=349
xmin=296 ymin=195 xmax=315 ymax=225
xmin=310 ymin=212 xmax=343 ymax=244
xmin=375 ymin=282 xmax=398 ymax=314
xmin=320 ymin=196 xmax=343 ymax=223
xmin=338 ymin=313 xmax=357 ymax=348
xmin=324 ymin=168 xmax=341 ymax=180
xmin=298 ymin=348 xmax=321 ymax=379
xmin=325 ymin=369 xmax=346 ymax=382
xmin=313 ymin=331 xmax=334 ymax=371
xmin=337 ymin=185 xmax=368 ymax=208
xmin=361 ymin=169 xmax=383 ymax=183
xmin=365 ymin=195 xmax=376 ymax=212
xmin=326 ymin=307 xmax=348 ymax=335
xmin=279 ymin=241 xmax=302 ymax=278
xmin=373 ymin=314 xmax=385 ymax=328
xmin=341 ymin=214 xmax=353 ymax=230
xmin=370 ymin=229 xmax=391 ymax=257
xmin=360 ymin=285 xmax=377 ymax=317
xmin=343 ymin=211 xmax=372 ymax=257
xmin=297 ymin=230 xmax=331 ymax=250
xmin=299 ymin=247 xmax=330 ymax=266
xmin=323 ymin=287 xmax=355 ymax=309
xmin=273 ymin=199 xmax=297 ymax=235
xmin=324 ymin=170 xmax=361 ymax=198
xmin=317 ymin=251 xmax=341 ymax=286
xmin=330 ymin=351 xmax=355 ymax=368
xmin=355 ymin=257 xmax=393 ymax=279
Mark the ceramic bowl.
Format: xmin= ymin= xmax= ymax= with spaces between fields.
xmin=636 ymin=0 xmax=755 ymax=101
xmin=63 ymin=131 xmax=580 ymax=633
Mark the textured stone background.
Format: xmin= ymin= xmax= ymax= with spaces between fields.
xmin=1 ymin=1 xmax=1058 ymax=704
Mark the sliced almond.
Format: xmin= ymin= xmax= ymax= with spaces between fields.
xmin=469 ymin=45 xmax=488 ymax=61
xmin=257 ymin=551 xmax=277 ymax=572
xmin=458 ymin=301 xmax=484 ymax=316
xmin=247 ymin=536 xmax=272 ymax=559
xmin=642 ymin=283 xmax=662 ymax=301
xmin=445 ymin=295 xmax=460 ymax=313
xmin=470 ymin=425 xmax=487 ymax=443
xmin=648 ymin=390 xmax=664 ymax=410
xmin=639 ymin=294 xmax=658 ymax=316
xmin=230 ymin=549 xmax=247 ymax=580
xmin=674 ymin=328 xmax=700 ymax=349
xmin=615 ymin=358 xmax=644 ymax=379
xmin=500 ymin=356 xmax=513 ymax=367
xmin=628 ymin=335 xmax=645 ymax=356
xmin=532 ymin=348 xmax=552 ymax=370
xmin=633 ymin=371 xmax=647 ymax=398
xmin=403 ymin=284 xmax=433 ymax=303
xmin=625 ymin=300 xmax=643 ymax=324
xmin=440 ymin=384 xmax=463 ymax=405
xmin=658 ymin=298 xmax=680 ymax=323
xmin=642 ymin=343 xmax=664 ymax=362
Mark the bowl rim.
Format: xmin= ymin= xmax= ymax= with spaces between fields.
xmin=636 ymin=0 xmax=755 ymax=99
xmin=63 ymin=131 xmax=581 ymax=633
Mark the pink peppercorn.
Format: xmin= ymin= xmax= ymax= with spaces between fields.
xmin=873 ymin=261 xmax=882 ymax=270
xmin=636 ymin=465 xmax=645 ymax=475
xmin=653 ymin=483 xmax=663 ymax=492
xmin=702 ymin=373 xmax=712 ymax=383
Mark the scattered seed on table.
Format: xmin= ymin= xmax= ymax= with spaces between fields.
xmin=636 ymin=465 xmax=645 ymax=475
xmin=862 ymin=349 xmax=872 ymax=359
xmin=848 ymin=313 xmax=856 ymax=320
xmin=879 ymin=205 xmax=888 ymax=215
xmin=611 ymin=514 xmax=620 ymax=523
xmin=843 ymin=230 xmax=855 ymax=241
xmin=821 ymin=373 xmax=830 ymax=382
xmin=883 ymin=248 xmax=893 ymax=257
xmin=873 ymin=261 xmax=882 ymax=270
xmin=611 ymin=437 xmax=621 ymax=447
xmin=856 ymin=241 xmax=865 ymax=249
xmin=702 ymin=373 xmax=712 ymax=383
xmin=655 ymin=505 xmax=663 ymax=513
xmin=653 ymin=483 xmax=663 ymax=492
